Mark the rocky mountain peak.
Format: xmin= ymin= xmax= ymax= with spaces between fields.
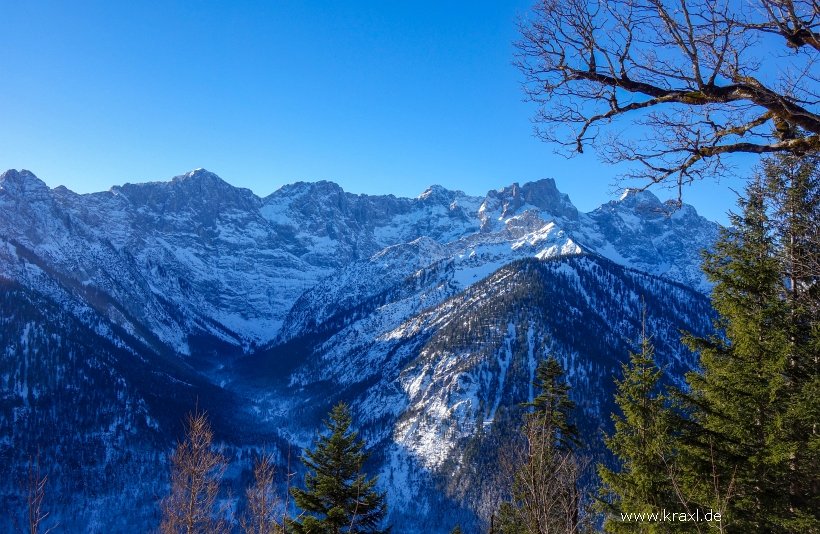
xmin=112 ymin=169 xmax=259 ymax=213
xmin=0 ymin=169 xmax=51 ymax=200
xmin=169 ymin=168 xmax=251 ymax=197
xmin=172 ymin=167 xmax=225 ymax=185
xmin=270 ymin=180 xmax=346 ymax=200
xmin=612 ymin=188 xmax=667 ymax=217
xmin=479 ymin=178 xmax=579 ymax=229
xmin=519 ymin=178 xmax=579 ymax=220
xmin=417 ymin=184 xmax=458 ymax=203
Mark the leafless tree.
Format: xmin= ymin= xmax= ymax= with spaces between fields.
xmin=498 ymin=418 xmax=592 ymax=533
xmin=160 ymin=411 xmax=229 ymax=534
xmin=23 ymin=455 xmax=55 ymax=534
xmin=240 ymin=454 xmax=284 ymax=534
xmin=517 ymin=0 xmax=820 ymax=198
xmin=282 ymin=446 xmax=295 ymax=530
xmin=519 ymin=419 xmax=590 ymax=533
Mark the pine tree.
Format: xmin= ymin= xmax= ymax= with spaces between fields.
xmin=762 ymin=152 xmax=820 ymax=530
xmin=160 ymin=410 xmax=229 ymax=534
xmin=679 ymin=178 xmax=793 ymax=531
xmin=598 ymin=327 xmax=676 ymax=533
xmin=524 ymin=356 xmax=579 ymax=452
xmin=497 ymin=357 xmax=586 ymax=533
xmin=763 ymin=152 xmax=820 ymax=311
xmin=289 ymin=402 xmax=388 ymax=534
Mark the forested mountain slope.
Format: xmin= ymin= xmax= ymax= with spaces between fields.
xmin=0 ymin=168 xmax=718 ymax=531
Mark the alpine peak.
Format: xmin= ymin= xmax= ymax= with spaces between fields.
xmin=417 ymin=184 xmax=456 ymax=202
xmin=0 ymin=168 xmax=51 ymax=199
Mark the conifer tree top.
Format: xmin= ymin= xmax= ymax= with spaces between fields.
xmin=290 ymin=402 xmax=388 ymax=534
xmin=524 ymin=356 xmax=579 ymax=451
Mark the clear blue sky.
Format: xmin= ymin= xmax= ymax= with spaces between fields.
xmin=0 ymin=1 xmax=749 ymax=223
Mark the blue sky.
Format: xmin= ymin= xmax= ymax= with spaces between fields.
xmin=0 ymin=1 xmax=749 ymax=223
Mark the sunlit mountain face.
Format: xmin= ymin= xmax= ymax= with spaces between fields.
xmin=0 ymin=168 xmax=717 ymax=532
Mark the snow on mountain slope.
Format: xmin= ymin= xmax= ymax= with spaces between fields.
xmin=53 ymin=170 xmax=312 ymax=347
xmin=0 ymin=170 xmax=197 ymax=353
xmin=0 ymin=278 xmax=248 ymax=532
xmin=277 ymin=209 xmax=583 ymax=344
xmin=248 ymin=255 xmax=714 ymax=531
xmin=277 ymin=237 xmax=451 ymax=342
xmin=1 ymin=167 xmax=723 ymax=532
xmin=390 ymin=256 xmax=711 ymax=469
xmin=277 ymin=178 xmax=716 ymax=339
xmin=371 ymin=257 xmax=713 ymax=530
xmin=0 ymin=168 xmax=717 ymax=353
xmin=261 ymin=181 xmax=482 ymax=252
xmin=575 ymin=189 xmax=719 ymax=292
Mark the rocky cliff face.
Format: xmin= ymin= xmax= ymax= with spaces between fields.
xmin=0 ymin=168 xmax=718 ymax=532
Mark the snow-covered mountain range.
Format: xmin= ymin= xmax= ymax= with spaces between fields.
xmin=0 ymin=168 xmax=718 ymax=531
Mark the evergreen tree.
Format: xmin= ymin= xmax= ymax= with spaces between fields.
xmin=762 ymin=153 xmax=820 ymax=530
xmin=763 ymin=152 xmax=820 ymax=311
xmin=497 ymin=357 xmax=586 ymax=533
xmin=523 ymin=356 xmax=579 ymax=452
xmin=679 ymin=178 xmax=793 ymax=531
xmin=289 ymin=402 xmax=388 ymax=534
xmin=598 ymin=328 xmax=676 ymax=532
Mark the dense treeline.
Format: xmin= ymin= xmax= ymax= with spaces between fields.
xmin=0 ymin=282 xmax=169 ymax=532
xmin=0 ymin=276 xmax=256 ymax=532
xmin=595 ymin=153 xmax=819 ymax=533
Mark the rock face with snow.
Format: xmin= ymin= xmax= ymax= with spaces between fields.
xmin=576 ymin=189 xmax=716 ymax=292
xmin=0 ymin=168 xmax=719 ymax=532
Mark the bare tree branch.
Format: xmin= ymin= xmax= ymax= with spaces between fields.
xmin=160 ymin=411 xmax=229 ymax=534
xmin=517 ymin=0 xmax=820 ymax=196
